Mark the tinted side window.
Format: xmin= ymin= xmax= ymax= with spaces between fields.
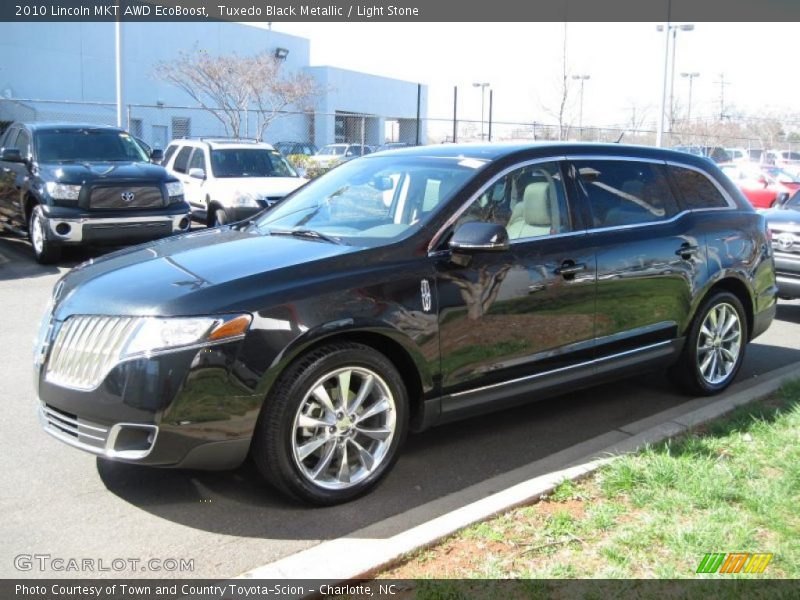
xmin=574 ymin=160 xmax=678 ymax=228
xmin=188 ymin=148 xmax=205 ymax=171
xmin=669 ymin=166 xmax=729 ymax=209
xmin=15 ymin=130 xmax=31 ymax=157
xmin=162 ymin=144 xmax=178 ymax=165
xmin=455 ymin=161 xmax=571 ymax=240
xmin=172 ymin=146 xmax=192 ymax=173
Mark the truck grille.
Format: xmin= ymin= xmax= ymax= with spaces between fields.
xmin=89 ymin=185 xmax=164 ymax=209
xmin=39 ymin=403 xmax=109 ymax=452
xmin=45 ymin=316 xmax=141 ymax=390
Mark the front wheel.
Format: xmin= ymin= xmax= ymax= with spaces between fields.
xmin=670 ymin=291 xmax=747 ymax=396
xmin=28 ymin=205 xmax=61 ymax=264
xmin=251 ymin=342 xmax=409 ymax=505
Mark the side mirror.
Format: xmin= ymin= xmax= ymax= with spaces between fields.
xmin=372 ymin=176 xmax=394 ymax=191
xmin=188 ymin=167 xmax=206 ymax=180
xmin=345 ymin=150 xmax=355 ymax=157
xmin=757 ymin=175 xmax=768 ymax=188
xmin=449 ymin=222 xmax=509 ymax=253
xmin=0 ymin=147 xmax=23 ymax=163
xmin=150 ymin=148 xmax=164 ymax=163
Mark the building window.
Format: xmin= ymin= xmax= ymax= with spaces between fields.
xmin=172 ymin=117 xmax=191 ymax=139
xmin=129 ymin=118 xmax=143 ymax=137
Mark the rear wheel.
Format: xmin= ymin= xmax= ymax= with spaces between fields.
xmin=670 ymin=291 xmax=747 ymax=396
xmin=251 ymin=342 xmax=409 ymax=505
xmin=28 ymin=205 xmax=61 ymax=264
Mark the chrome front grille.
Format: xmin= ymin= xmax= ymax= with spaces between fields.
xmin=45 ymin=316 xmax=141 ymax=390
xmin=40 ymin=404 xmax=109 ymax=451
xmin=89 ymin=185 xmax=164 ymax=209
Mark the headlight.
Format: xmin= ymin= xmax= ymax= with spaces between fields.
xmin=121 ymin=314 xmax=251 ymax=360
xmin=45 ymin=182 xmax=81 ymax=200
xmin=231 ymin=192 xmax=260 ymax=208
xmin=165 ymin=181 xmax=184 ymax=197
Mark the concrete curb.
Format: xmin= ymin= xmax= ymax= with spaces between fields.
xmin=239 ymin=361 xmax=800 ymax=583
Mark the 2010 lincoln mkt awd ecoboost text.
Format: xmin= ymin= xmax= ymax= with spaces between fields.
xmin=34 ymin=143 xmax=777 ymax=504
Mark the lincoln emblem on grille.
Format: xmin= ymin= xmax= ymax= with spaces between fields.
xmin=120 ymin=191 xmax=135 ymax=202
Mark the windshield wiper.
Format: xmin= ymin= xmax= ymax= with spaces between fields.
xmin=269 ymin=228 xmax=344 ymax=245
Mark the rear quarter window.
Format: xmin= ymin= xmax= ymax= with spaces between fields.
xmin=669 ymin=166 xmax=730 ymax=209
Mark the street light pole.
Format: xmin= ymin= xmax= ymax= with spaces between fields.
xmin=114 ymin=8 xmax=123 ymax=128
xmin=572 ymin=74 xmax=590 ymax=137
xmin=681 ymin=72 xmax=700 ymax=123
xmin=657 ymin=22 xmax=694 ymax=135
xmin=473 ymin=82 xmax=490 ymax=141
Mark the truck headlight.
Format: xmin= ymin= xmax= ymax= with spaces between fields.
xmin=121 ymin=314 xmax=252 ymax=359
xmin=165 ymin=181 xmax=184 ymax=197
xmin=231 ymin=192 xmax=260 ymax=208
xmin=45 ymin=182 xmax=81 ymax=200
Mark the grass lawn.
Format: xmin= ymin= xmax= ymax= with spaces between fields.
xmin=379 ymin=379 xmax=800 ymax=581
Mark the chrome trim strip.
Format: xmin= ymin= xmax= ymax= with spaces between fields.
xmin=427 ymin=156 xmax=569 ymax=253
xmin=448 ymin=340 xmax=673 ymax=398
xmin=565 ymin=154 xmax=666 ymax=165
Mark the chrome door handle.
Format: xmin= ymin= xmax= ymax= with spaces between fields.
xmin=676 ymin=244 xmax=699 ymax=258
xmin=555 ymin=261 xmax=586 ymax=277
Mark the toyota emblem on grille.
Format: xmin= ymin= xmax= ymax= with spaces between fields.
xmin=120 ymin=191 xmax=135 ymax=203
xmin=777 ymin=233 xmax=794 ymax=251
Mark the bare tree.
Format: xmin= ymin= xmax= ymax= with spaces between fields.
xmin=537 ymin=23 xmax=575 ymax=140
xmin=155 ymin=49 xmax=321 ymax=140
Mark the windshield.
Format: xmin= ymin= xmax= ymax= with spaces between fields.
xmin=209 ymin=148 xmax=297 ymax=178
xmin=255 ymin=155 xmax=485 ymax=246
xmin=35 ymin=129 xmax=149 ymax=162
xmin=319 ymin=145 xmax=346 ymax=156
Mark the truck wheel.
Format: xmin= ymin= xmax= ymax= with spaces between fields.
xmin=251 ymin=342 xmax=409 ymax=505
xmin=28 ymin=205 xmax=61 ymax=264
xmin=212 ymin=208 xmax=228 ymax=227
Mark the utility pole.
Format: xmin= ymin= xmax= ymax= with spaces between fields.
xmin=681 ymin=72 xmax=700 ymax=123
xmin=714 ymin=73 xmax=731 ymax=120
xmin=114 ymin=3 xmax=123 ymax=128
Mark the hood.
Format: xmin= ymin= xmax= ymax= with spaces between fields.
xmin=761 ymin=207 xmax=800 ymax=226
xmin=210 ymin=176 xmax=305 ymax=198
xmin=54 ymin=224 xmax=361 ymax=319
xmin=39 ymin=160 xmax=172 ymax=184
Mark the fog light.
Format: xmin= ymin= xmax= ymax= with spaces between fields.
xmin=55 ymin=222 xmax=71 ymax=235
xmin=178 ymin=217 xmax=190 ymax=230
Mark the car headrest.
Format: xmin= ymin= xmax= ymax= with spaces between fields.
xmin=523 ymin=182 xmax=552 ymax=226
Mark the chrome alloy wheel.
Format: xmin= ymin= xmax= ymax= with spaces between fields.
xmin=31 ymin=209 xmax=45 ymax=254
xmin=696 ymin=302 xmax=742 ymax=385
xmin=291 ymin=366 xmax=396 ymax=490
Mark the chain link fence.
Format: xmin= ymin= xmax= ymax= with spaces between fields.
xmin=2 ymin=97 xmax=797 ymax=156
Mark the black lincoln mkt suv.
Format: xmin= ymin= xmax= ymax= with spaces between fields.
xmin=33 ymin=143 xmax=776 ymax=504
xmin=0 ymin=122 xmax=191 ymax=263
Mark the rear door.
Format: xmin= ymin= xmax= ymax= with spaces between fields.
xmin=569 ymin=157 xmax=708 ymax=360
xmin=183 ymin=147 xmax=207 ymax=211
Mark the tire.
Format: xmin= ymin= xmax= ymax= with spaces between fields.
xmin=28 ymin=205 xmax=61 ymax=264
xmin=211 ymin=208 xmax=228 ymax=227
xmin=251 ymin=342 xmax=409 ymax=505
xmin=669 ymin=291 xmax=748 ymax=396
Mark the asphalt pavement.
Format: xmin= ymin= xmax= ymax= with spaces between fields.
xmin=2 ymin=235 xmax=800 ymax=579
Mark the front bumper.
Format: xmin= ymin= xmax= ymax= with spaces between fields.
xmin=774 ymin=251 xmax=800 ymax=299
xmin=35 ymin=335 xmax=262 ymax=469
xmin=42 ymin=204 xmax=191 ymax=245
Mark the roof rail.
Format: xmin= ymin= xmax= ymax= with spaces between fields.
xmin=180 ymin=136 xmax=262 ymax=143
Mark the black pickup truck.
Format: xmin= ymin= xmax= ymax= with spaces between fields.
xmin=0 ymin=123 xmax=191 ymax=263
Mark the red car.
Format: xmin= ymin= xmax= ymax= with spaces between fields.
xmin=719 ymin=163 xmax=800 ymax=208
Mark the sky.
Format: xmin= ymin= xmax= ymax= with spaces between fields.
xmin=267 ymin=22 xmax=793 ymax=130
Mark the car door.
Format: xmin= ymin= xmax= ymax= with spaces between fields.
xmin=435 ymin=159 xmax=596 ymax=414
xmin=0 ymin=128 xmax=31 ymax=229
xmin=569 ymin=157 xmax=708 ymax=362
xmin=183 ymin=146 xmax=207 ymax=211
